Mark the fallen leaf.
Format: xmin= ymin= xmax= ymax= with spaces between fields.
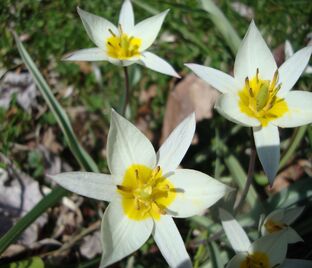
xmin=160 ymin=74 xmax=219 ymax=143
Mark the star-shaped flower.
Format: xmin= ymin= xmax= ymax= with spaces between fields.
xmin=64 ymin=0 xmax=179 ymax=77
xmin=220 ymin=208 xmax=289 ymax=268
xmin=260 ymin=207 xmax=304 ymax=244
xmin=51 ymin=110 xmax=229 ymax=267
xmin=186 ymin=21 xmax=312 ymax=184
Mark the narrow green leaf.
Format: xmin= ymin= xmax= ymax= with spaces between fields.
xmin=0 ymin=34 xmax=100 ymax=256
xmin=207 ymin=241 xmax=225 ymax=268
xmin=13 ymin=33 xmax=98 ymax=173
xmin=0 ymin=257 xmax=45 ymax=268
xmin=279 ymin=126 xmax=307 ymax=169
xmin=199 ymin=0 xmax=241 ymax=54
xmin=0 ymin=186 xmax=67 ymax=255
xmin=224 ymin=154 xmax=258 ymax=209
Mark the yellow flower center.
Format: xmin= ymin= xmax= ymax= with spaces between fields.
xmin=264 ymin=219 xmax=287 ymax=234
xmin=106 ymin=25 xmax=142 ymax=60
xmin=117 ymin=164 xmax=177 ymax=221
xmin=240 ymin=252 xmax=270 ymax=268
xmin=238 ymin=69 xmax=288 ymax=126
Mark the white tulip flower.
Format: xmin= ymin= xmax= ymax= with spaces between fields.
xmin=64 ymin=0 xmax=179 ymax=77
xmin=220 ymin=208 xmax=289 ymax=268
xmin=261 ymin=207 xmax=304 ymax=244
xmin=186 ymin=21 xmax=312 ymax=184
xmin=51 ymin=110 xmax=230 ymax=267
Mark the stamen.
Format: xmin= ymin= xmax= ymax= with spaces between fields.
xmin=117 ymin=185 xmax=132 ymax=192
xmin=107 ymin=41 xmax=114 ymax=47
xmin=270 ymin=70 xmax=279 ymax=91
xmin=256 ymin=68 xmax=259 ymax=83
xmin=118 ymin=23 xmax=123 ymax=34
xmin=108 ymin=29 xmax=116 ymax=36
xmin=245 ymin=77 xmax=250 ymax=88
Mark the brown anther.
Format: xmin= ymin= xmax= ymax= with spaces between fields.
xmin=256 ymin=68 xmax=259 ymax=83
xmin=117 ymin=185 xmax=131 ymax=192
xmin=107 ymin=41 xmax=114 ymax=47
xmin=118 ymin=23 xmax=123 ymax=34
xmin=108 ymin=29 xmax=116 ymax=36
xmin=249 ymin=87 xmax=254 ymax=97
xmin=245 ymin=77 xmax=250 ymax=88
xmin=135 ymin=169 xmax=139 ymax=180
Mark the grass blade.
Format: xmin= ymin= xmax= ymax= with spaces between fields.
xmin=0 ymin=34 xmax=100 ymax=255
xmin=13 ymin=33 xmax=99 ymax=173
xmin=199 ymin=0 xmax=241 ymax=54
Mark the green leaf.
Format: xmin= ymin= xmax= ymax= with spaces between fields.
xmin=224 ymin=154 xmax=258 ymax=209
xmin=13 ymin=32 xmax=98 ymax=173
xmin=199 ymin=0 xmax=241 ymax=54
xmin=207 ymin=241 xmax=226 ymax=268
xmin=0 ymin=34 xmax=100 ymax=256
xmin=0 ymin=257 xmax=44 ymax=268
xmin=279 ymin=126 xmax=307 ymax=169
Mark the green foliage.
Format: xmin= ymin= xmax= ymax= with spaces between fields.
xmin=0 ymin=257 xmax=44 ymax=268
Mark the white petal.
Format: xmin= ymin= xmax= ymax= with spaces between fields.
xmin=49 ymin=172 xmax=117 ymax=202
xmin=118 ymin=0 xmax=135 ymax=33
xmin=157 ymin=113 xmax=195 ymax=175
xmin=139 ymin=51 xmax=180 ymax=77
xmin=234 ymin=21 xmax=277 ymax=82
xmin=284 ymin=228 xmax=303 ymax=244
xmin=272 ymin=91 xmax=312 ymax=128
xmin=185 ymin=64 xmax=239 ymax=93
xmin=107 ymin=110 xmax=156 ymax=183
xmin=278 ymin=46 xmax=312 ymax=97
xmin=153 ymin=216 xmax=192 ymax=268
xmin=219 ymin=208 xmax=251 ymax=253
xmin=215 ymin=93 xmax=260 ymax=127
xmin=100 ymin=201 xmax=153 ymax=267
xmin=226 ymin=253 xmax=248 ymax=268
xmin=284 ymin=40 xmax=294 ymax=59
xmin=132 ymin=10 xmax=169 ymax=51
xmin=251 ymin=232 xmax=288 ymax=267
xmin=77 ymin=7 xmax=117 ymax=49
xmin=253 ymin=124 xmax=280 ymax=185
xmin=167 ymin=170 xmax=230 ymax=218
xmin=63 ymin=48 xmax=108 ymax=61
xmin=282 ymin=259 xmax=312 ymax=268
xmin=266 ymin=207 xmax=304 ymax=226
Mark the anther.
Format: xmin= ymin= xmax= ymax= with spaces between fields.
xmin=256 ymin=68 xmax=259 ymax=83
xmin=108 ymin=28 xmax=116 ymax=36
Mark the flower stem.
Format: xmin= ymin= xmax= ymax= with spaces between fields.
xmin=233 ymin=135 xmax=257 ymax=214
xmin=122 ymin=66 xmax=130 ymax=116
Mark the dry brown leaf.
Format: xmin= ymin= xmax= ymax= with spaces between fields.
xmin=268 ymin=159 xmax=306 ymax=193
xmin=42 ymin=128 xmax=63 ymax=154
xmin=160 ymin=74 xmax=219 ymax=144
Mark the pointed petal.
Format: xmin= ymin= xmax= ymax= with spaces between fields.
xmin=219 ymin=208 xmax=251 ymax=253
xmin=49 ymin=172 xmax=117 ymax=202
xmin=253 ymin=125 xmax=280 ymax=185
xmin=63 ymin=48 xmax=108 ymax=61
xmin=278 ymin=46 xmax=312 ymax=96
xmin=215 ymin=93 xmax=260 ymax=127
xmin=285 ymin=228 xmax=304 ymax=244
xmin=185 ymin=64 xmax=239 ymax=93
xmin=234 ymin=21 xmax=277 ymax=82
xmin=77 ymin=7 xmax=117 ymax=49
xmin=226 ymin=253 xmax=248 ymax=268
xmin=267 ymin=207 xmax=304 ymax=226
xmin=167 ymin=170 xmax=230 ymax=218
xmin=157 ymin=113 xmax=195 ymax=174
xmin=139 ymin=51 xmax=180 ymax=77
xmin=282 ymin=259 xmax=312 ymax=268
xmin=118 ymin=0 xmax=134 ymax=33
xmin=284 ymin=40 xmax=294 ymax=59
xmin=251 ymin=232 xmax=288 ymax=267
xmin=107 ymin=110 xmax=156 ymax=183
xmin=132 ymin=10 xmax=169 ymax=51
xmin=153 ymin=216 xmax=192 ymax=268
xmin=272 ymin=91 xmax=312 ymax=128
xmin=100 ymin=201 xmax=153 ymax=267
